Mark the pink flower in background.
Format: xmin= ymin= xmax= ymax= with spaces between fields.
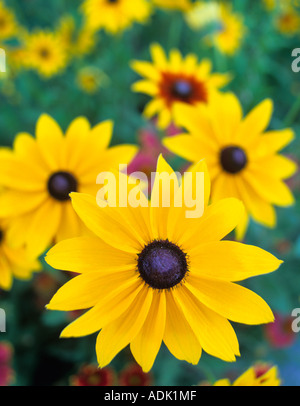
xmin=0 ymin=342 xmax=14 ymax=386
xmin=265 ymin=313 xmax=296 ymax=348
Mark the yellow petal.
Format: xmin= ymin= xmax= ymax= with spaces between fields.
xmin=59 ymin=277 xmax=143 ymax=336
xmin=36 ymin=113 xmax=65 ymax=169
xmin=238 ymin=99 xmax=273 ymax=143
xmin=163 ymin=290 xmax=202 ymax=364
xmin=242 ymin=170 xmax=295 ymax=207
xmin=130 ymin=60 xmax=160 ymax=81
xmin=45 ymin=236 xmax=136 ymax=273
xmin=47 ymin=269 xmax=139 ymax=311
xmin=173 ymin=285 xmax=239 ymax=361
xmin=26 ymin=199 xmax=62 ymax=258
xmin=64 ymin=116 xmax=91 ymax=170
xmin=131 ymin=80 xmax=158 ymax=96
xmin=96 ymin=286 xmax=153 ymax=368
xmin=177 ymin=198 xmax=244 ymax=249
xmin=189 ymin=240 xmax=282 ymax=281
xmin=70 ymin=192 xmax=143 ymax=253
xmin=0 ymin=150 xmax=46 ymax=191
xmin=0 ymin=190 xmax=48 ymax=217
xmin=250 ymin=155 xmax=298 ymax=180
xmin=150 ymin=154 xmax=180 ymax=239
xmin=186 ymin=277 xmax=275 ymax=325
xmin=150 ymin=43 xmax=168 ymax=70
xmin=130 ymin=290 xmax=166 ymax=372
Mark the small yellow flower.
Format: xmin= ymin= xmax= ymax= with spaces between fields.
xmin=81 ymin=0 xmax=152 ymax=34
xmin=0 ymin=115 xmax=137 ymax=258
xmin=45 ymin=155 xmax=281 ymax=372
xmin=205 ymin=3 xmax=246 ymax=56
xmin=276 ymin=8 xmax=300 ymax=35
xmin=131 ymin=43 xmax=231 ymax=129
xmin=151 ymin=0 xmax=192 ymax=12
xmin=76 ymin=66 xmax=109 ymax=94
xmin=22 ymin=30 xmax=68 ymax=78
xmin=0 ymin=218 xmax=41 ymax=290
xmin=163 ymin=93 xmax=297 ymax=240
xmin=0 ymin=1 xmax=18 ymax=41
xmin=214 ymin=364 xmax=281 ymax=386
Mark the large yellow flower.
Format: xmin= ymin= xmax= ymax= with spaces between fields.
xmin=163 ymin=93 xmax=297 ymax=240
xmin=22 ymin=30 xmax=68 ymax=78
xmin=0 ymin=218 xmax=41 ymax=290
xmin=0 ymin=114 xmax=137 ymax=258
xmin=81 ymin=0 xmax=152 ymax=34
xmin=131 ymin=43 xmax=231 ymax=129
xmin=45 ymin=155 xmax=281 ymax=373
xmin=213 ymin=364 xmax=280 ymax=386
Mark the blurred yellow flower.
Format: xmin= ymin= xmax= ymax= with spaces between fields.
xmin=81 ymin=0 xmax=152 ymax=34
xmin=0 ymin=218 xmax=41 ymax=290
xmin=45 ymin=155 xmax=281 ymax=372
xmin=276 ymin=7 xmax=300 ymax=35
xmin=185 ymin=1 xmax=221 ymax=30
xmin=205 ymin=3 xmax=246 ymax=56
xmin=22 ymin=30 xmax=68 ymax=78
xmin=131 ymin=43 xmax=231 ymax=129
xmin=76 ymin=66 xmax=109 ymax=94
xmin=152 ymin=0 xmax=191 ymax=11
xmin=214 ymin=364 xmax=281 ymax=386
xmin=0 ymin=0 xmax=18 ymax=41
xmin=163 ymin=93 xmax=297 ymax=240
xmin=0 ymin=115 xmax=137 ymax=258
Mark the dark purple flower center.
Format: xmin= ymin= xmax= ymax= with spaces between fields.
xmin=137 ymin=239 xmax=188 ymax=290
xmin=220 ymin=146 xmax=247 ymax=174
xmin=47 ymin=171 xmax=78 ymax=201
xmin=171 ymin=79 xmax=193 ymax=100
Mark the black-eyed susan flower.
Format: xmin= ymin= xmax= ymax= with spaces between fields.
xmin=0 ymin=1 xmax=18 ymax=41
xmin=163 ymin=93 xmax=297 ymax=240
xmin=0 ymin=114 xmax=137 ymax=258
xmin=213 ymin=363 xmax=281 ymax=386
xmin=0 ymin=219 xmax=41 ymax=290
xmin=131 ymin=43 xmax=231 ymax=129
xmin=45 ymin=155 xmax=282 ymax=372
xmin=81 ymin=0 xmax=152 ymax=35
xmin=22 ymin=30 xmax=68 ymax=78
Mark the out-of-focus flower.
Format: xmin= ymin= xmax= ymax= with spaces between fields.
xmin=21 ymin=30 xmax=68 ymax=78
xmin=0 ymin=1 xmax=19 ymax=41
xmin=70 ymin=364 xmax=116 ymax=386
xmin=265 ymin=312 xmax=296 ymax=348
xmin=76 ymin=66 xmax=109 ymax=94
xmin=119 ymin=363 xmax=152 ymax=386
xmin=163 ymin=93 xmax=297 ymax=240
xmin=185 ymin=1 xmax=221 ymax=30
xmin=81 ymin=0 xmax=152 ymax=35
xmin=213 ymin=363 xmax=281 ymax=386
xmin=151 ymin=0 xmax=192 ymax=12
xmin=131 ymin=43 xmax=231 ymax=129
xmin=0 ymin=219 xmax=41 ymax=290
xmin=0 ymin=115 xmax=137 ymax=258
xmin=0 ymin=341 xmax=14 ymax=386
xmin=127 ymin=127 xmax=172 ymax=192
xmin=275 ymin=7 xmax=300 ymax=35
xmin=45 ymin=155 xmax=281 ymax=372
xmin=204 ymin=3 xmax=246 ymax=56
